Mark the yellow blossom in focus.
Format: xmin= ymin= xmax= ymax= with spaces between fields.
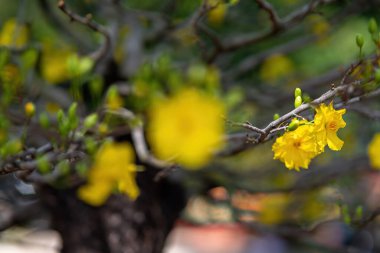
xmin=260 ymin=54 xmax=294 ymax=84
xmin=78 ymin=141 xmax=139 ymax=206
xmin=0 ymin=19 xmax=28 ymax=48
xmin=314 ymin=102 xmax=346 ymax=151
xmin=272 ymin=123 xmax=319 ymax=171
xmin=368 ymin=133 xmax=380 ymax=169
xmin=148 ymin=89 xmax=225 ymax=169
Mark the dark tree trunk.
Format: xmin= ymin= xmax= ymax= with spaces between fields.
xmin=39 ymin=169 xmax=186 ymax=253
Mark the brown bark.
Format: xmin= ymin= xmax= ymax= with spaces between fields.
xmin=39 ymin=169 xmax=186 ymax=253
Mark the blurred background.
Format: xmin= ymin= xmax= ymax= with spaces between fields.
xmin=0 ymin=0 xmax=380 ymax=252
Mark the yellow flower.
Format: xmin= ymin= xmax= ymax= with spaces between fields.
xmin=78 ymin=141 xmax=139 ymax=206
xmin=272 ymin=123 xmax=319 ymax=171
xmin=368 ymin=133 xmax=380 ymax=169
xmin=105 ymin=86 xmax=123 ymax=109
xmin=260 ymin=54 xmax=294 ymax=84
xmin=24 ymin=102 xmax=36 ymax=117
xmin=77 ymin=182 xmax=113 ymax=206
xmin=307 ymin=15 xmax=330 ymax=40
xmin=1 ymin=64 xmax=21 ymax=89
xmin=207 ymin=0 xmax=228 ymax=26
xmin=0 ymin=19 xmax=28 ymax=48
xmin=41 ymin=44 xmax=72 ymax=84
xmin=314 ymin=102 xmax=346 ymax=151
xmin=148 ymin=89 xmax=225 ymax=169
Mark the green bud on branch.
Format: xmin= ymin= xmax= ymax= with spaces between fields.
xmin=294 ymin=87 xmax=302 ymax=98
xmin=83 ymin=114 xmax=98 ymax=130
xmin=356 ymin=34 xmax=364 ymax=48
xmin=287 ymin=119 xmax=300 ymax=131
xmin=369 ymin=18 xmax=378 ymax=34
xmin=294 ymin=96 xmax=302 ymax=108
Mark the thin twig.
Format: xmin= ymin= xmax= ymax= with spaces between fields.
xmin=255 ymin=0 xmax=282 ymax=30
xmin=205 ymin=0 xmax=335 ymax=62
xmin=57 ymin=0 xmax=112 ymax=65
xmin=105 ymin=108 xmax=173 ymax=170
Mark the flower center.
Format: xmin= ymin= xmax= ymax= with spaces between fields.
xmin=293 ymin=141 xmax=301 ymax=148
xmin=327 ymin=121 xmax=337 ymax=131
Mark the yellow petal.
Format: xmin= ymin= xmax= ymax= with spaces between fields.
xmin=326 ymin=131 xmax=344 ymax=151
xmin=77 ymin=182 xmax=113 ymax=206
xmin=368 ymin=133 xmax=380 ymax=169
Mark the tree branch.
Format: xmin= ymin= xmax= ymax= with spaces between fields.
xmin=205 ymin=0 xmax=336 ymax=62
xmin=255 ymin=0 xmax=282 ymax=31
xmin=57 ymin=0 xmax=112 ymax=66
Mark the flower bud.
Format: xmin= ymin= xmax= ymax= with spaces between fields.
xmin=57 ymin=109 xmax=65 ymax=125
xmin=37 ymin=156 xmax=50 ymax=174
xmin=273 ymin=113 xmax=280 ymax=120
xmin=287 ymin=119 xmax=300 ymax=131
xmin=294 ymin=96 xmax=302 ymax=108
xmin=24 ymin=102 xmax=35 ymax=117
xmin=83 ymin=113 xmax=98 ymax=130
xmin=302 ymin=94 xmax=311 ymax=103
xmin=294 ymin=87 xmax=302 ymax=98
xmin=98 ymin=123 xmax=108 ymax=135
xmin=68 ymin=102 xmax=78 ymax=122
xmin=369 ymin=18 xmax=378 ymax=34
xmin=356 ymin=34 xmax=364 ymax=48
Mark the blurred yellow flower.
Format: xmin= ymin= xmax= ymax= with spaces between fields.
xmin=1 ymin=64 xmax=21 ymax=89
xmin=308 ymin=15 xmax=330 ymax=40
xmin=314 ymin=102 xmax=346 ymax=151
xmin=207 ymin=0 xmax=228 ymax=26
xmin=78 ymin=141 xmax=139 ymax=206
xmin=148 ymin=89 xmax=225 ymax=169
xmin=0 ymin=19 xmax=28 ymax=48
xmin=41 ymin=44 xmax=72 ymax=84
xmin=368 ymin=133 xmax=380 ymax=169
xmin=272 ymin=123 xmax=319 ymax=171
xmin=24 ymin=102 xmax=36 ymax=117
xmin=105 ymin=86 xmax=123 ymax=109
xmin=260 ymin=54 xmax=294 ymax=84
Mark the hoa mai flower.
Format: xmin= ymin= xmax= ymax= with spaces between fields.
xmin=148 ymin=89 xmax=225 ymax=169
xmin=272 ymin=123 xmax=319 ymax=171
xmin=314 ymin=102 xmax=346 ymax=151
xmin=78 ymin=141 xmax=139 ymax=206
xmin=368 ymin=133 xmax=380 ymax=169
xmin=0 ymin=19 xmax=28 ymax=48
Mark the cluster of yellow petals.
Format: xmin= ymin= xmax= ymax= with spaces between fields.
xmin=314 ymin=102 xmax=346 ymax=151
xmin=148 ymin=89 xmax=225 ymax=169
xmin=368 ymin=133 xmax=380 ymax=169
xmin=0 ymin=19 xmax=28 ymax=48
xmin=273 ymin=102 xmax=346 ymax=171
xmin=78 ymin=141 xmax=139 ymax=206
xmin=273 ymin=122 xmax=319 ymax=171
